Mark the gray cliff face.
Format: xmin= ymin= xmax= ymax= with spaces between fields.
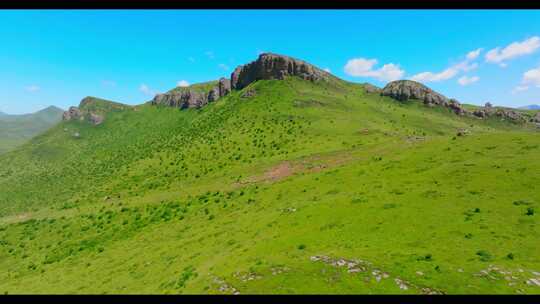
xmin=381 ymin=80 xmax=466 ymax=115
xmin=230 ymin=53 xmax=327 ymax=90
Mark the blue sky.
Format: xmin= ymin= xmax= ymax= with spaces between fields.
xmin=1 ymin=10 xmax=540 ymax=114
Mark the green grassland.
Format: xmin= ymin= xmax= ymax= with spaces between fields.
xmin=0 ymin=77 xmax=538 ymax=294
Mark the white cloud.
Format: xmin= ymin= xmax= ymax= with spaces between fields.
xmin=205 ymin=51 xmax=215 ymax=59
xmin=522 ymin=66 xmax=540 ymax=87
xmin=411 ymin=49 xmax=480 ymax=83
xmin=177 ymin=80 xmax=190 ymax=87
xmin=512 ymin=65 xmax=540 ymax=94
xmin=25 ymin=85 xmax=40 ymax=92
xmin=218 ymin=63 xmax=230 ymax=71
xmin=466 ymin=48 xmax=483 ymax=60
xmin=457 ymin=75 xmax=480 ymax=86
xmin=412 ymin=68 xmax=459 ymax=82
xmin=344 ymin=58 xmax=405 ymax=82
xmin=324 ymin=68 xmax=331 ymax=73
xmin=102 ymin=80 xmax=117 ymax=87
xmin=485 ymin=36 xmax=540 ymax=64
xmin=188 ymin=57 xmax=195 ymax=63
xmin=139 ymin=84 xmax=156 ymax=96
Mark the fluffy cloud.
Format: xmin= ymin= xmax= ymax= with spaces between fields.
xmin=324 ymin=68 xmax=331 ymax=73
xmin=344 ymin=58 xmax=405 ymax=82
xmin=139 ymin=84 xmax=156 ymax=96
xmin=485 ymin=36 xmax=540 ymax=65
xmin=411 ymin=49 xmax=480 ymax=83
xmin=457 ymin=75 xmax=480 ymax=86
xmin=512 ymin=65 xmax=540 ymax=94
xmin=466 ymin=48 xmax=483 ymax=60
xmin=177 ymin=80 xmax=190 ymax=87
xmin=522 ymin=66 xmax=540 ymax=87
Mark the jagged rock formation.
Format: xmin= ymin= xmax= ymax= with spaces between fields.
xmin=231 ymin=53 xmax=327 ymax=90
xmin=381 ymin=80 xmax=466 ymax=115
xmin=152 ymin=78 xmax=231 ymax=109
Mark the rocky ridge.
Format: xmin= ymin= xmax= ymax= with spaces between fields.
xmin=380 ymin=80 xmax=466 ymax=115
xmin=379 ymin=80 xmax=531 ymax=123
xmin=151 ymin=53 xmax=327 ymax=109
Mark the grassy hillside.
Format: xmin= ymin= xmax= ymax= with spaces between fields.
xmin=0 ymin=77 xmax=538 ymax=294
xmin=0 ymin=106 xmax=64 ymax=154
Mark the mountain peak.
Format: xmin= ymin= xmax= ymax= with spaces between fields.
xmin=231 ymin=52 xmax=328 ymax=90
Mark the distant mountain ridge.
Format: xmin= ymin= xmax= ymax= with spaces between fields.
xmin=0 ymin=105 xmax=64 ymax=154
xmin=519 ymin=104 xmax=540 ymax=110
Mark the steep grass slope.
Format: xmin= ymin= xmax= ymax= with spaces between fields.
xmin=0 ymin=77 xmax=538 ymax=294
xmin=0 ymin=106 xmax=64 ymax=154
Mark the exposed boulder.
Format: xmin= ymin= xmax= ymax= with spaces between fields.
xmin=473 ymin=108 xmax=488 ymax=118
xmin=364 ymin=83 xmax=381 ymax=94
xmin=493 ymin=108 xmax=526 ymax=122
xmin=62 ymin=106 xmax=83 ymax=121
xmin=231 ymin=53 xmax=327 ymax=90
xmin=152 ymin=79 xmax=231 ymax=109
xmin=381 ymin=80 xmax=466 ymax=115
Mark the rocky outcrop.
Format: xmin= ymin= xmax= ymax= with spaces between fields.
xmin=152 ymin=77 xmax=231 ymax=109
xmin=381 ymin=80 xmax=466 ymax=115
xmin=472 ymin=105 xmax=527 ymax=123
xmin=231 ymin=53 xmax=327 ymax=90
xmin=62 ymin=106 xmax=83 ymax=121
xmin=152 ymin=90 xmax=209 ymax=109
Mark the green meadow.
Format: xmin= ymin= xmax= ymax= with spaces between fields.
xmin=0 ymin=77 xmax=538 ymax=294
